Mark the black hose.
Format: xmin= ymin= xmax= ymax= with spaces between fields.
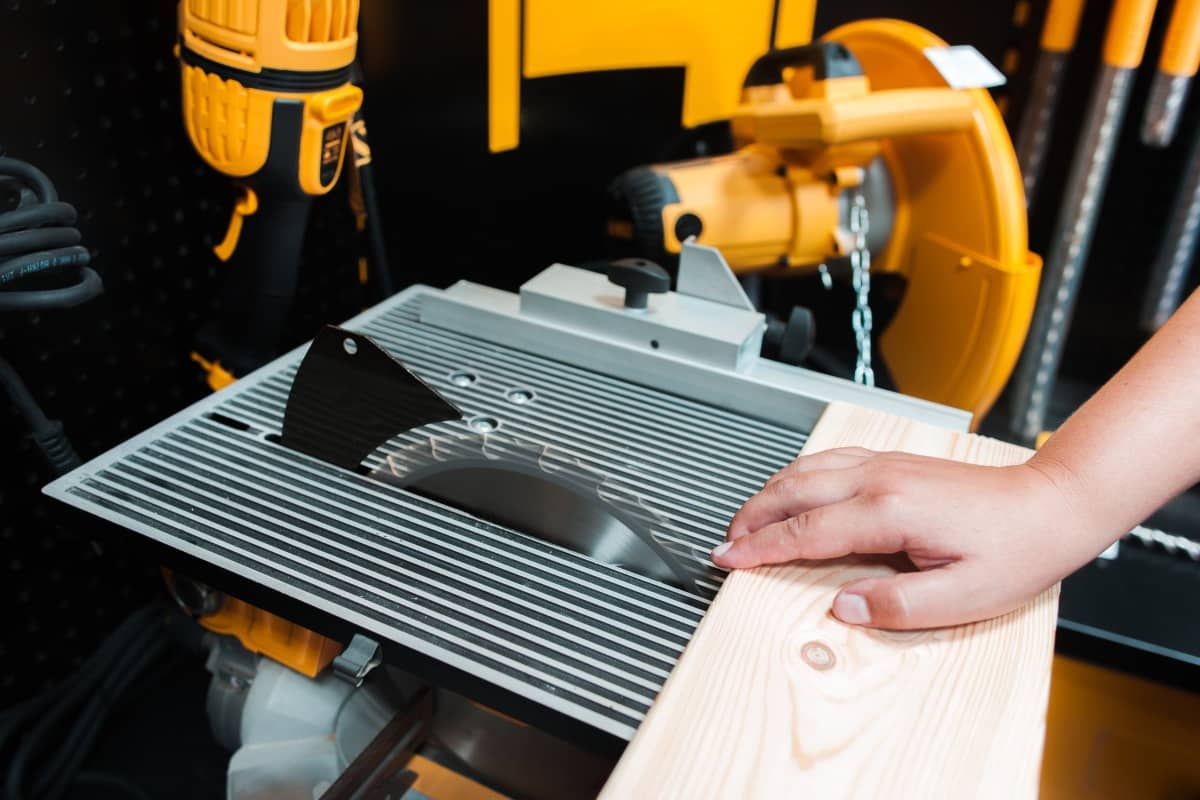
xmin=0 ymin=156 xmax=102 ymax=312
xmin=0 ymin=353 xmax=47 ymax=428
xmin=356 ymin=158 xmax=394 ymax=299
xmin=0 ymin=354 xmax=81 ymax=474
xmin=0 ymin=155 xmax=103 ymax=475
xmin=1 ymin=605 xmax=160 ymax=800
xmin=349 ymin=61 xmax=395 ymax=301
xmin=32 ymin=622 xmax=164 ymax=798
xmin=41 ymin=635 xmax=169 ymax=800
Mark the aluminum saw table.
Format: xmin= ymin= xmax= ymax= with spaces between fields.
xmin=44 ymin=243 xmax=968 ymax=750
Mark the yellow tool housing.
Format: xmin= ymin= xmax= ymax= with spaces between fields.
xmin=174 ymin=0 xmax=367 ymax=676
xmin=610 ymin=20 xmax=1040 ymax=427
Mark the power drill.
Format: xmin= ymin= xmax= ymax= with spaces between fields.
xmin=176 ymin=0 xmax=363 ymax=388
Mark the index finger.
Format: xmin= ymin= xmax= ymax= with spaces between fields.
xmin=713 ymin=495 xmax=907 ymax=569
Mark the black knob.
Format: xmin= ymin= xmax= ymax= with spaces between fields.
xmin=763 ymin=306 xmax=816 ymax=366
xmin=607 ymin=258 xmax=670 ymax=309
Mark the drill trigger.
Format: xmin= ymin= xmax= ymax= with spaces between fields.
xmin=213 ymin=186 xmax=260 ymax=263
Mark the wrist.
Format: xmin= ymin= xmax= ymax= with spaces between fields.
xmin=1020 ymin=451 xmax=1115 ymax=558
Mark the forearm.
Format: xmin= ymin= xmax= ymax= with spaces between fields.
xmin=1029 ymin=288 xmax=1200 ymax=547
xmin=712 ymin=289 xmax=1200 ymax=629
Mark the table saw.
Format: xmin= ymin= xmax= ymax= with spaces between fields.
xmin=40 ymin=240 xmax=1200 ymax=800
xmin=43 ymin=242 xmax=963 ymax=752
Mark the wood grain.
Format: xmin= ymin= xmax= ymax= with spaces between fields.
xmin=599 ymin=402 xmax=1060 ymax=800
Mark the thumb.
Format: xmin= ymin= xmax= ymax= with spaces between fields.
xmin=832 ymin=563 xmax=999 ymax=630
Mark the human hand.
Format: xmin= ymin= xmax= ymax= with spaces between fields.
xmin=710 ymin=447 xmax=1111 ymax=629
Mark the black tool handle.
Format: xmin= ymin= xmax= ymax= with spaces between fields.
xmin=196 ymin=191 xmax=313 ymax=377
xmin=743 ymin=41 xmax=863 ymax=88
xmin=607 ymin=257 xmax=670 ymax=309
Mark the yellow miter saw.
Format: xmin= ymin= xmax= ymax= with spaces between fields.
xmin=607 ymin=20 xmax=1040 ymax=427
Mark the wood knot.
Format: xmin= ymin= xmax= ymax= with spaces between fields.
xmin=801 ymin=640 xmax=836 ymax=671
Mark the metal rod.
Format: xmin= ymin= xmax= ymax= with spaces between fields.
xmin=1141 ymin=0 xmax=1200 ymax=147
xmin=1015 ymin=0 xmax=1087 ymax=207
xmin=1009 ymin=65 xmax=1137 ymax=442
xmin=1009 ymin=0 xmax=1158 ymax=443
xmin=1015 ymin=50 xmax=1071 ymax=208
xmin=1141 ymin=71 xmax=1192 ymax=145
xmin=1139 ymin=128 xmax=1200 ymax=330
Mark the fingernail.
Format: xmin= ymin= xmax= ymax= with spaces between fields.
xmin=710 ymin=541 xmax=732 ymax=562
xmin=833 ymin=592 xmax=870 ymax=625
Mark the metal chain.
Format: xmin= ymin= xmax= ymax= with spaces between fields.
xmin=849 ymin=192 xmax=874 ymax=386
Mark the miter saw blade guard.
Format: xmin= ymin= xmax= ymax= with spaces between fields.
xmin=822 ymin=20 xmax=1043 ymax=425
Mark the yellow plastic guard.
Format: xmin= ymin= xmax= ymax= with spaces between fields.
xmin=823 ymin=20 xmax=1040 ymax=428
xmin=200 ymin=595 xmax=343 ymax=678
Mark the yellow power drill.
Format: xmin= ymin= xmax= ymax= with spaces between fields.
xmin=176 ymin=0 xmax=364 ymax=388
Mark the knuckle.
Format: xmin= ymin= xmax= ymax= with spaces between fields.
xmin=871 ymin=451 xmax=906 ymax=470
xmin=769 ymin=476 xmax=799 ymax=499
xmin=866 ymin=487 xmax=904 ymax=517
xmin=783 ymin=513 xmax=810 ymax=540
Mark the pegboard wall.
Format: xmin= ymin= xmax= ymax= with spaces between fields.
xmin=1 ymin=0 xmax=1042 ymax=711
xmin=0 ymin=0 xmax=365 ymax=707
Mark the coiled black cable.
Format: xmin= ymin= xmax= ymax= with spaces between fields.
xmin=0 ymin=154 xmax=102 ymax=475
xmin=0 ymin=156 xmax=101 ymax=312
xmin=0 ymin=354 xmax=80 ymax=474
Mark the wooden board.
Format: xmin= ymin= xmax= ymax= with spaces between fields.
xmin=599 ymin=402 xmax=1059 ymax=799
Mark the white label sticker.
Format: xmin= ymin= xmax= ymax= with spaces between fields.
xmin=923 ymin=45 xmax=1007 ymax=90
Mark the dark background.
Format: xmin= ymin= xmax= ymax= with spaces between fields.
xmin=1 ymin=0 xmax=1196 ymax=794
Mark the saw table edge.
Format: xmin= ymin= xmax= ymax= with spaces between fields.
xmin=598 ymin=401 xmax=1059 ymax=799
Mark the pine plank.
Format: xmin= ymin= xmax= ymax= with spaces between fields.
xmin=599 ymin=401 xmax=1060 ymax=799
